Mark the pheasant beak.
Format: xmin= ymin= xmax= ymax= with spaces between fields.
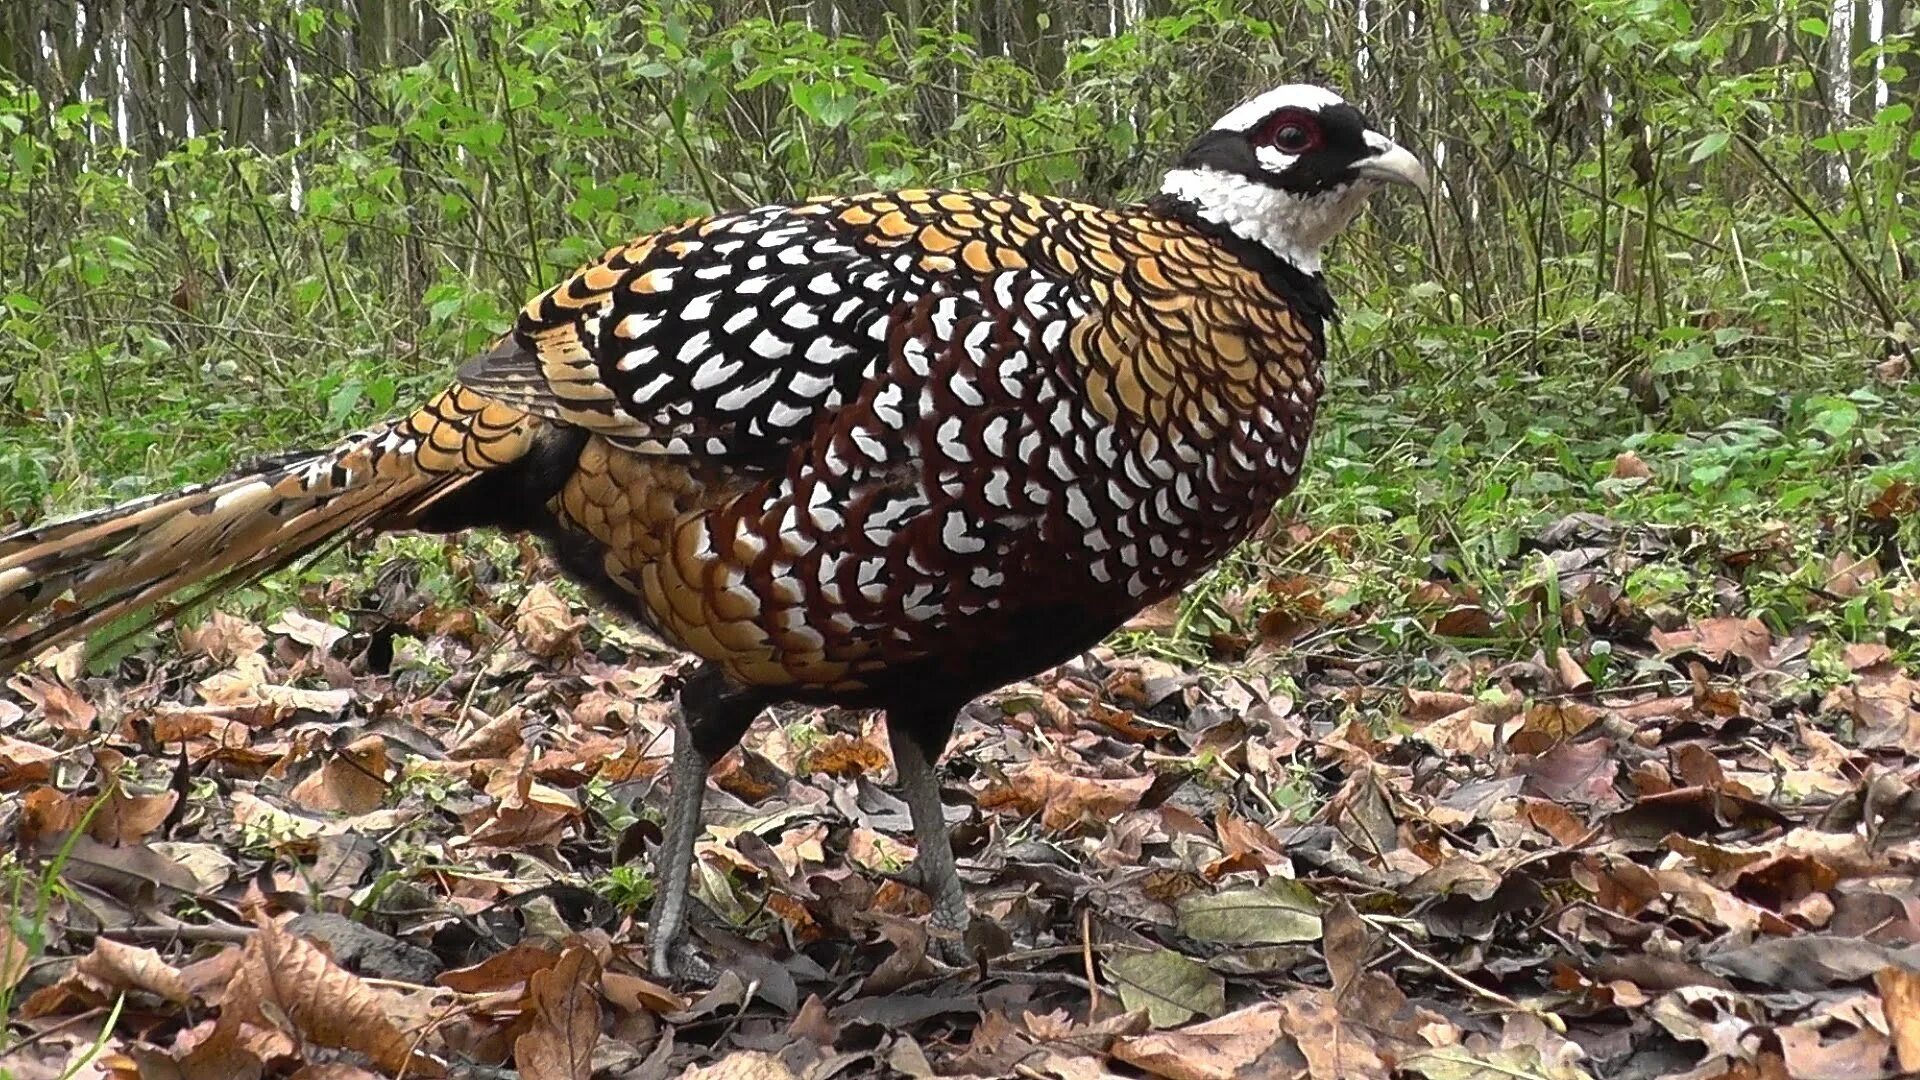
xmin=1354 ymin=132 xmax=1430 ymax=194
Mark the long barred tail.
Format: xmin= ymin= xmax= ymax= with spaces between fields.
xmin=0 ymin=387 xmax=542 ymax=669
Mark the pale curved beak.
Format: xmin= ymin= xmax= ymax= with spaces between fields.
xmin=1355 ymin=133 xmax=1430 ymax=194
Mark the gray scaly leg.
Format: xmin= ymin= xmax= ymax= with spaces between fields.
xmin=644 ymin=666 xmax=763 ymax=979
xmin=887 ymin=711 xmax=969 ymax=950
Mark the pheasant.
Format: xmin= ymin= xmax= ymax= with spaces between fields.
xmin=0 ymin=83 xmax=1425 ymax=977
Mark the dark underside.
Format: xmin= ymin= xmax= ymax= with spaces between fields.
xmin=407 ymin=424 xmax=1123 ymax=761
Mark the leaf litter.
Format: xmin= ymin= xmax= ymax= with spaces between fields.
xmin=0 ymin=514 xmax=1917 ymax=1078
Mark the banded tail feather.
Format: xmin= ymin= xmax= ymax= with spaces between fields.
xmin=0 ymin=387 xmax=543 ymax=669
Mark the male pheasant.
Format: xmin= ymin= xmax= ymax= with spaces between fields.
xmin=0 ymin=83 xmax=1425 ymax=977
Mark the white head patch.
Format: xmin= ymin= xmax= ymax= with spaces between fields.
xmin=1210 ymin=84 xmax=1347 ymax=133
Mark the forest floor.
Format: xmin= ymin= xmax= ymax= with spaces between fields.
xmin=4 ymin=373 xmax=1920 ymax=1080
xmin=6 ymin=0 xmax=1920 ymax=1073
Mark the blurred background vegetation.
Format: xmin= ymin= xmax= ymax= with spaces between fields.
xmin=1 ymin=0 xmax=1917 ymax=668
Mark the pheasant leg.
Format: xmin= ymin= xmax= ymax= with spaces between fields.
xmin=645 ymin=666 xmax=763 ymax=979
xmin=887 ymin=712 xmax=969 ymax=958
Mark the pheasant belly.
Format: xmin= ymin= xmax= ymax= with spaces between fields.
xmin=548 ymin=371 xmax=1313 ymax=717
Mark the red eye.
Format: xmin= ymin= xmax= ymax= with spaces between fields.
xmin=1261 ymin=111 xmax=1322 ymax=153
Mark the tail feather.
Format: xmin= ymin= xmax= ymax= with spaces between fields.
xmin=0 ymin=387 xmax=541 ymax=669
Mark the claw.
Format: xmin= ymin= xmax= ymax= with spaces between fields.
xmin=649 ymin=933 xmax=717 ymax=982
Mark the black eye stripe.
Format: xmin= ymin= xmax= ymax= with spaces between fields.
xmin=1171 ymin=100 xmax=1374 ymax=195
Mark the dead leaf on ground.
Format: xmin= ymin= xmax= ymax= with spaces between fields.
xmin=0 ymin=735 xmax=60 ymax=790
xmin=513 ymin=943 xmax=602 ymax=1080
xmin=227 ymin=917 xmax=444 ymax=1077
xmin=679 ymin=1050 xmax=802 ymax=1080
xmin=1704 ymin=935 xmax=1920 ymax=992
xmin=1775 ymin=1009 xmax=1895 ymax=1080
xmin=438 ymin=942 xmax=562 ymax=993
xmin=288 ymin=734 xmax=390 ymax=814
xmin=1177 ymin=878 xmax=1321 ymax=945
xmin=800 ymin=731 xmax=889 ymax=778
xmin=1612 ymin=451 xmax=1654 ymax=480
xmin=1825 ymin=552 xmax=1882 ymax=599
xmin=1417 ymin=692 xmax=1521 ymax=757
xmin=1278 ymin=989 xmax=1391 ymax=1079
xmin=1 ymin=918 xmax=30 ymax=997
xmin=1877 ymin=967 xmax=1920 ymax=1073
xmin=1822 ymin=659 xmax=1920 ymax=749
xmin=1111 ymin=1002 xmax=1289 ymax=1080
xmin=1650 ymin=617 xmax=1775 ymax=669
xmin=267 ymin=609 xmax=349 ymax=654
xmin=514 ymin=582 xmax=585 ymax=660
xmin=979 ymin=758 xmax=1154 ymax=831
xmin=8 ymin=674 xmax=97 ymax=734
xmin=179 ymin=610 xmax=268 ymax=662
xmin=74 ymin=937 xmax=193 ymax=1005
xmin=1106 ymin=948 xmax=1224 ymax=1028
xmin=1124 ymin=596 xmax=1182 ymax=634
xmin=1508 ymin=700 xmax=1603 ymax=753
xmin=600 ymin=970 xmax=684 ymax=1016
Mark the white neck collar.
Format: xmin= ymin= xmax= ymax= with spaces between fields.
xmin=1160 ymin=166 xmax=1348 ymax=275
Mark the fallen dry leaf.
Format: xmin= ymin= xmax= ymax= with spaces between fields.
xmin=178 ymin=610 xmax=268 ymax=662
xmin=513 ymin=943 xmax=602 ymax=1080
xmin=678 ymin=1051 xmax=801 ymax=1080
xmin=1112 ymin=1002 xmax=1289 ymax=1080
xmin=0 ymin=730 xmax=60 ymax=791
xmin=1177 ymin=877 xmax=1321 ymax=945
xmin=74 ymin=937 xmax=193 ymax=1005
xmin=1612 ymin=451 xmax=1654 ymax=480
xmin=8 ymin=674 xmax=97 ymax=734
xmin=1 ymin=917 xmax=29 ymax=997
xmin=800 ymin=730 xmax=889 ymax=777
xmin=267 ymin=609 xmax=349 ymax=653
xmin=514 ymin=582 xmax=585 ymax=660
xmin=979 ymin=758 xmax=1154 ymax=831
xmin=1280 ymin=990 xmax=1390 ymax=1079
xmin=1822 ymin=660 xmax=1920 ymax=749
xmin=1106 ymin=948 xmax=1224 ymax=1028
xmin=1775 ymin=1010 xmax=1894 ymax=1079
xmin=227 ymin=917 xmax=444 ymax=1077
xmin=1650 ymin=617 xmax=1775 ymax=669
xmin=438 ymin=942 xmax=561 ymax=993
xmin=87 ymin=747 xmax=179 ymax=845
xmin=1878 ymin=967 xmax=1920 ymax=1073
xmin=600 ymin=970 xmax=684 ymax=1015
xmin=288 ymin=734 xmax=390 ymax=814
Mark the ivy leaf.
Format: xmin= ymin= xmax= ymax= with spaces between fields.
xmin=1808 ymin=399 xmax=1860 ymax=441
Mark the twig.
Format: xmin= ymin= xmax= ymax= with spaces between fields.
xmin=0 ymin=1007 xmax=107 ymax=1060
xmin=1081 ymin=906 xmax=1100 ymax=1015
xmin=361 ymin=976 xmax=488 ymax=1005
xmin=929 ymin=146 xmax=1096 ymax=187
xmin=1725 ymin=127 xmax=1902 ymax=335
xmin=989 ymin=970 xmax=1095 ymax=993
xmin=96 ymin=922 xmax=254 ymax=945
xmin=1362 ymin=915 xmax=1566 ymax=1033
xmin=636 ymin=79 xmax=746 ymax=208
